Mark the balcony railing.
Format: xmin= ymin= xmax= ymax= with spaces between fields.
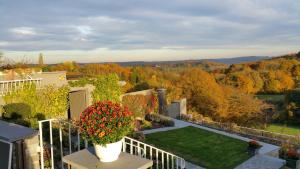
xmin=0 ymin=78 xmax=42 ymax=96
xmin=38 ymin=119 xmax=185 ymax=169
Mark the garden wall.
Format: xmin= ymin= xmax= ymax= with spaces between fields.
xmin=31 ymin=71 xmax=68 ymax=87
xmin=0 ymin=120 xmax=40 ymax=169
xmin=167 ymin=98 xmax=187 ymax=118
xmin=121 ymin=89 xmax=154 ymax=97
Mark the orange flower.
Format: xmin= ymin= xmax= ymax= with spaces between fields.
xmin=98 ymin=131 xmax=105 ymax=138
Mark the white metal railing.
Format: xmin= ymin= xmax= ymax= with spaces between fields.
xmin=0 ymin=78 xmax=42 ymax=96
xmin=38 ymin=119 xmax=186 ymax=169
xmin=123 ymin=136 xmax=185 ymax=169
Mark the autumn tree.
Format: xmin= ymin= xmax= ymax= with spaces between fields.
xmin=176 ymin=68 xmax=228 ymax=120
xmin=224 ymin=87 xmax=266 ymax=126
xmin=51 ymin=61 xmax=80 ymax=72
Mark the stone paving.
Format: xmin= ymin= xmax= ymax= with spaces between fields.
xmin=234 ymin=154 xmax=285 ymax=169
xmin=143 ymin=118 xmax=285 ymax=169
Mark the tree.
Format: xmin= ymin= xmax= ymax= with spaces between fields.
xmin=177 ymin=68 xmax=228 ymax=119
xmin=283 ymin=89 xmax=300 ymax=123
xmin=38 ymin=53 xmax=44 ymax=66
xmin=224 ymin=87 xmax=266 ymax=126
xmin=92 ymin=74 xmax=122 ymax=103
xmin=51 ymin=61 xmax=80 ymax=72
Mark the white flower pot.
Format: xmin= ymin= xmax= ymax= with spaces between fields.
xmin=93 ymin=138 xmax=123 ymax=162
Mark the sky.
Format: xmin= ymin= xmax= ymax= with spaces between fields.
xmin=0 ymin=0 xmax=299 ymax=64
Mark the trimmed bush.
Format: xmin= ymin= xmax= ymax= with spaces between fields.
xmin=141 ymin=120 xmax=153 ymax=130
xmin=3 ymin=103 xmax=32 ymax=119
xmin=145 ymin=113 xmax=174 ymax=127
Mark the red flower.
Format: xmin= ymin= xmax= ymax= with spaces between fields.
xmin=79 ymin=101 xmax=133 ymax=145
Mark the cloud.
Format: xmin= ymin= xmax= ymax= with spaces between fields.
xmin=10 ymin=27 xmax=37 ymax=36
xmin=0 ymin=0 xmax=299 ymax=62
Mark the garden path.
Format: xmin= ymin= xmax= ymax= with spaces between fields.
xmin=234 ymin=154 xmax=285 ymax=169
xmin=143 ymin=119 xmax=285 ymax=169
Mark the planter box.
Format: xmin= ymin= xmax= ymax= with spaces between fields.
xmin=247 ymin=147 xmax=260 ymax=156
xmin=286 ymin=159 xmax=300 ymax=169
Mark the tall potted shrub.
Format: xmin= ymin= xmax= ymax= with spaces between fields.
xmin=279 ymin=144 xmax=300 ymax=168
xmin=247 ymin=140 xmax=262 ymax=156
xmin=79 ymin=101 xmax=133 ymax=162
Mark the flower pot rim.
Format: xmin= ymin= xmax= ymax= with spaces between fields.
xmin=93 ymin=138 xmax=124 ymax=147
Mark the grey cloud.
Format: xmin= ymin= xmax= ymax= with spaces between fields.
xmin=0 ymin=0 xmax=299 ymax=51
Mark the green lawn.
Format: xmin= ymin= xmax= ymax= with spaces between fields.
xmin=265 ymin=124 xmax=300 ymax=136
xmin=145 ymin=126 xmax=251 ymax=169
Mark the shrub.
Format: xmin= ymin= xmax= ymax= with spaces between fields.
xmin=145 ymin=113 xmax=174 ymax=127
xmin=3 ymin=84 xmax=70 ymax=128
xmin=79 ymin=101 xmax=133 ymax=145
xmin=92 ymin=74 xmax=122 ymax=103
xmin=122 ymin=93 xmax=158 ymax=119
xmin=3 ymin=103 xmax=32 ymax=119
xmin=248 ymin=140 xmax=262 ymax=149
xmin=129 ymin=131 xmax=145 ymax=141
xmin=287 ymin=149 xmax=300 ymax=160
xmin=141 ymin=120 xmax=153 ymax=130
xmin=37 ymin=85 xmax=70 ymax=118
xmin=279 ymin=144 xmax=300 ymax=160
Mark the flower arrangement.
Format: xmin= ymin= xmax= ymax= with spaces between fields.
xmin=79 ymin=101 xmax=133 ymax=145
xmin=248 ymin=140 xmax=262 ymax=149
xmin=287 ymin=149 xmax=300 ymax=160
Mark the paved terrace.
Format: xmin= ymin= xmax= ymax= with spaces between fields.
xmin=143 ymin=119 xmax=285 ymax=169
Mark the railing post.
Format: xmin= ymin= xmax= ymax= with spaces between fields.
xmin=68 ymin=123 xmax=72 ymax=154
xmin=162 ymin=152 xmax=164 ymax=169
xmin=137 ymin=142 xmax=140 ymax=156
xmin=59 ymin=124 xmax=64 ymax=169
xmin=172 ymin=156 xmax=174 ymax=169
xmin=39 ymin=121 xmax=44 ymax=169
xmin=122 ymin=138 xmax=126 ymax=152
xmin=150 ymin=147 xmax=153 ymax=169
xmin=49 ymin=120 xmax=54 ymax=169
xmin=167 ymin=154 xmax=169 ymax=169
xmin=130 ymin=139 xmax=133 ymax=154
xmin=156 ymin=150 xmax=159 ymax=169
xmin=77 ymin=130 xmax=81 ymax=151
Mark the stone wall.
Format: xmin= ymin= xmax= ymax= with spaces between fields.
xmin=167 ymin=98 xmax=187 ymax=118
xmin=23 ymin=134 xmax=40 ymax=169
xmin=31 ymin=71 xmax=68 ymax=87
xmin=11 ymin=134 xmax=40 ymax=169
xmin=121 ymin=89 xmax=154 ymax=98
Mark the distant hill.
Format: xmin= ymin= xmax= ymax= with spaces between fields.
xmin=206 ymin=56 xmax=271 ymax=64
xmin=86 ymin=56 xmax=271 ymax=67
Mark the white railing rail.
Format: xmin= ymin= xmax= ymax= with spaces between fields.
xmin=0 ymin=78 xmax=42 ymax=96
xmin=38 ymin=119 xmax=186 ymax=169
xmin=123 ymin=136 xmax=185 ymax=169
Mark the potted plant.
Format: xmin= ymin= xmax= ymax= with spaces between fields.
xmin=286 ymin=149 xmax=300 ymax=168
xmin=247 ymin=140 xmax=262 ymax=156
xmin=279 ymin=144 xmax=300 ymax=168
xmin=79 ymin=101 xmax=133 ymax=162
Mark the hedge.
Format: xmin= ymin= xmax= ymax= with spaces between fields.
xmin=3 ymin=84 xmax=69 ymax=128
